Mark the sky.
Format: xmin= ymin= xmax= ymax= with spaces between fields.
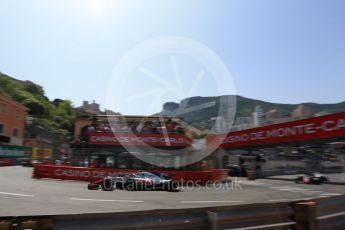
xmin=0 ymin=0 xmax=344 ymax=115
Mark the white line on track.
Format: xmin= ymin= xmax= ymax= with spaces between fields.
xmin=181 ymin=201 xmax=245 ymax=204
xmin=290 ymin=190 xmax=322 ymax=193
xmin=271 ymin=187 xmax=309 ymax=191
xmin=0 ymin=191 xmax=34 ymax=197
xmin=226 ymin=221 xmax=296 ymax=230
xmin=270 ymin=197 xmax=318 ymax=202
xmin=319 ymin=193 xmax=341 ymax=196
xmin=268 ymin=199 xmax=294 ymax=202
xmin=239 ymin=181 xmax=269 ymax=186
xmin=317 ymin=211 xmax=345 ymax=220
xmin=300 ymin=197 xmax=316 ymax=200
xmin=69 ymin=198 xmax=144 ymax=203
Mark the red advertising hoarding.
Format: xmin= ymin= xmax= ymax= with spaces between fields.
xmin=88 ymin=132 xmax=192 ymax=147
xmin=0 ymin=158 xmax=13 ymax=166
xmin=207 ymin=112 xmax=345 ymax=148
xmin=33 ymin=165 xmax=227 ymax=183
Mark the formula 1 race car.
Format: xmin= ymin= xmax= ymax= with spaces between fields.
xmin=87 ymin=171 xmax=179 ymax=192
xmin=294 ymin=173 xmax=328 ymax=185
xmin=20 ymin=158 xmax=41 ymax=167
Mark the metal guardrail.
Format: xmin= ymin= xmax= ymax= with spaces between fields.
xmin=314 ymin=195 xmax=345 ymax=230
xmin=207 ymin=202 xmax=295 ymax=230
xmin=0 ymin=195 xmax=344 ymax=230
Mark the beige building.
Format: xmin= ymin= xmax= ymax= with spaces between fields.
xmin=77 ymin=100 xmax=101 ymax=115
xmin=291 ymin=105 xmax=313 ymax=119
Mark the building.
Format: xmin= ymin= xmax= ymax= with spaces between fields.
xmin=265 ymin=109 xmax=281 ymax=120
xmin=24 ymin=126 xmax=57 ymax=159
xmin=0 ymin=94 xmax=28 ymax=146
xmin=252 ymin=105 xmax=265 ymax=127
xmin=291 ymin=105 xmax=313 ymax=119
xmin=71 ymin=114 xmax=192 ymax=169
xmin=231 ymin=116 xmax=254 ymax=131
xmin=208 ymin=112 xmax=345 ymax=173
xmin=265 ymin=109 xmax=294 ymax=125
xmin=265 ymin=117 xmax=295 ymax=125
xmin=77 ymin=100 xmax=102 ymax=115
xmin=211 ymin=117 xmax=227 ymax=133
xmin=314 ymin=111 xmax=330 ymax=117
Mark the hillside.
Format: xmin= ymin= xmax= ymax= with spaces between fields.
xmin=236 ymin=96 xmax=345 ymax=117
xmin=159 ymin=95 xmax=345 ymax=129
xmin=2 ymin=71 xmax=344 ymax=138
xmin=0 ymin=72 xmax=75 ymax=140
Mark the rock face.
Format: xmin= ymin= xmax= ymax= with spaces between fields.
xmin=161 ymin=102 xmax=179 ymax=116
xmin=163 ymin=102 xmax=179 ymax=112
xmin=156 ymin=95 xmax=345 ymax=130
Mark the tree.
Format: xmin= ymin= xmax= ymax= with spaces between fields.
xmin=23 ymin=98 xmax=46 ymax=116
xmin=23 ymin=81 xmax=45 ymax=96
xmin=52 ymin=98 xmax=64 ymax=106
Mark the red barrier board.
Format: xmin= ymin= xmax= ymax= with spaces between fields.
xmin=207 ymin=112 xmax=345 ymax=148
xmin=33 ymin=165 xmax=226 ymax=183
xmin=0 ymin=158 xmax=13 ymax=166
xmin=88 ymin=132 xmax=192 ymax=147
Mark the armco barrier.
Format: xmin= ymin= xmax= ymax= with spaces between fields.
xmin=3 ymin=196 xmax=345 ymax=230
xmin=33 ymin=165 xmax=228 ymax=183
xmin=0 ymin=196 xmax=344 ymax=230
xmin=208 ymin=202 xmax=295 ymax=229
xmin=314 ymin=195 xmax=345 ymax=230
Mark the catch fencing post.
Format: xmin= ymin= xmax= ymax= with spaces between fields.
xmin=0 ymin=221 xmax=11 ymax=230
xmin=294 ymin=202 xmax=318 ymax=230
xmin=207 ymin=211 xmax=219 ymax=230
xmin=21 ymin=220 xmax=37 ymax=230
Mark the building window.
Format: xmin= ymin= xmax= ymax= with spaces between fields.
xmin=16 ymin=110 xmax=21 ymax=119
xmin=0 ymin=124 xmax=5 ymax=134
xmin=0 ymin=103 xmax=8 ymax=114
xmin=13 ymin=128 xmax=19 ymax=137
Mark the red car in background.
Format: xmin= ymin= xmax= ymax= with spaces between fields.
xmin=294 ymin=173 xmax=329 ymax=185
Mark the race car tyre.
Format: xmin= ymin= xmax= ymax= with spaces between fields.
xmin=294 ymin=178 xmax=303 ymax=184
xmin=88 ymin=183 xmax=98 ymax=190
xmin=167 ymin=182 xmax=179 ymax=192
xmin=321 ymin=177 xmax=328 ymax=183
xmin=115 ymin=182 xmax=124 ymax=190
xmin=125 ymin=181 xmax=136 ymax=191
xmin=101 ymin=178 xmax=114 ymax=191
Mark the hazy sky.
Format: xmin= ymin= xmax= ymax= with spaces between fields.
xmin=0 ymin=0 xmax=344 ymax=115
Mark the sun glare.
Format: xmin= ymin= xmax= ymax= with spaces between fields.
xmin=89 ymin=0 xmax=112 ymax=15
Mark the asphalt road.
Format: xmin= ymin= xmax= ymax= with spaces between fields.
xmin=0 ymin=166 xmax=344 ymax=217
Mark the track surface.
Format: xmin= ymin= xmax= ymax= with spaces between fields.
xmin=0 ymin=166 xmax=344 ymax=216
